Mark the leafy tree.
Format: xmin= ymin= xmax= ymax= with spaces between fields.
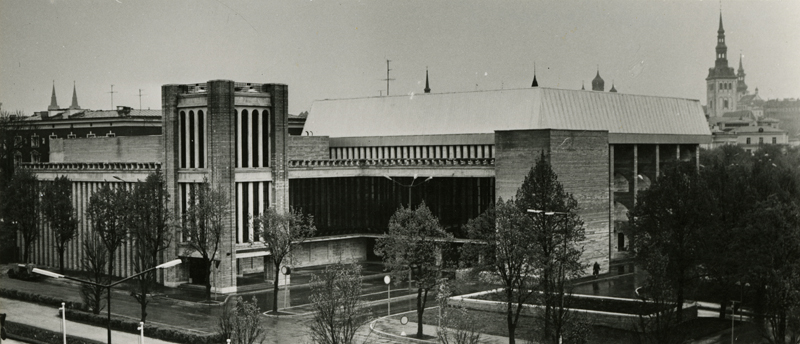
xmin=41 ymin=175 xmax=78 ymax=274
xmin=743 ymin=196 xmax=800 ymax=344
xmin=513 ymin=152 xmax=586 ymax=342
xmin=629 ymin=163 xmax=709 ymax=323
xmin=218 ymin=296 xmax=264 ymax=344
xmin=461 ymin=201 xmax=536 ymax=344
xmin=698 ymin=145 xmax=754 ymax=318
xmin=2 ymin=169 xmax=40 ymax=263
xmin=375 ymin=201 xmax=452 ymax=339
xmin=129 ymin=171 xmax=172 ymax=323
xmin=182 ymin=180 xmax=230 ymax=301
xmin=252 ymin=207 xmax=316 ymax=314
xmin=308 ymin=263 xmax=370 ymax=344
xmin=80 ymin=231 xmax=109 ymax=315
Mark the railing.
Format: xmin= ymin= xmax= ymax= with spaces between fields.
xmin=288 ymin=158 xmax=495 ymax=168
xmin=179 ymin=82 xmax=268 ymax=94
xmin=23 ymin=162 xmax=161 ymax=171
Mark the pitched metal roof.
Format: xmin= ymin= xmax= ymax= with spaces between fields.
xmin=304 ymin=87 xmax=710 ymax=139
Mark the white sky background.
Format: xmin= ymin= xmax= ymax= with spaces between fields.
xmin=1 ymin=0 xmax=798 ymax=116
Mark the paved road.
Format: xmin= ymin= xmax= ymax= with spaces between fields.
xmin=0 ymin=297 xmax=179 ymax=344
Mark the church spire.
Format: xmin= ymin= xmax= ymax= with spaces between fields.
xmin=48 ymin=81 xmax=59 ymax=110
xmin=715 ymin=12 xmax=729 ymax=68
xmin=69 ymin=81 xmax=80 ymax=109
xmin=531 ymin=62 xmax=538 ymax=87
xmin=424 ymin=68 xmax=431 ymax=93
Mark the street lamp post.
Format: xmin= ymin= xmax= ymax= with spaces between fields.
xmin=33 ymin=259 xmax=182 ymax=344
xmin=59 ymin=302 xmax=66 ymax=344
xmin=730 ymin=300 xmax=739 ymax=344
xmin=384 ymin=275 xmax=392 ymax=316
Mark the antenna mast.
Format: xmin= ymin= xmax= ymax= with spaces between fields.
xmin=383 ymin=60 xmax=395 ymax=96
xmin=108 ymin=85 xmax=117 ymax=109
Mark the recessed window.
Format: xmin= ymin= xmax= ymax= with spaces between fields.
xmin=31 ymin=134 xmax=40 ymax=148
xmin=14 ymin=136 xmax=22 ymax=145
xmin=746 ymin=138 xmax=751 ymax=144
xmin=13 ymin=151 xmax=22 ymax=165
xmin=773 ymin=137 xmax=777 ymax=144
xmin=31 ymin=151 xmax=40 ymax=163
xmin=759 ymin=137 xmax=764 ymax=144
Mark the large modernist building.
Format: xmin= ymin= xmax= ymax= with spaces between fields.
xmin=22 ymin=80 xmax=710 ymax=293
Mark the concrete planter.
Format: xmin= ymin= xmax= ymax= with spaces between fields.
xmin=450 ymin=289 xmax=698 ymax=331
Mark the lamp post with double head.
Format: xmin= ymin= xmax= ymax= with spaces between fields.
xmin=34 ymin=259 xmax=182 ymax=344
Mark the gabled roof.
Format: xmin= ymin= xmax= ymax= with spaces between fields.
xmin=722 ymin=110 xmax=755 ymax=119
xmin=305 ymin=87 xmax=710 ymax=140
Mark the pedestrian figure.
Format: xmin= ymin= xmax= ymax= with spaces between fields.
xmin=593 ymin=262 xmax=600 ymax=279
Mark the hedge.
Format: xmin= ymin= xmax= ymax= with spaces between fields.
xmin=5 ymin=321 xmax=104 ymax=344
xmin=0 ymin=288 xmax=88 ymax=311
xmin=64 ymin=308 xmax=222 ymax=344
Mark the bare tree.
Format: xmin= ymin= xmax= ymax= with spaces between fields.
xmin=218 ymin=296 xmax=264 ymax=344
xmin=0 ymin=110 xmax=31 ymax=187
xmin=375 ymin=201 xmax=451 ymax=339
xmin=129 ymin=171 xmax=172 ymax=322
xmin=461 ymin=200 xmax=535 ymax=344
xmin=2 ymin=169 xmax=40 ymax=263
xmin=87 ymin=184 xmax=130 ymax=279
xmin=42 ymin=175 xmax=78 ymax=274
xmin=436 ymin=279 xmax=482 ymax=344
xmin=308 ymin=263 xmax=370 ymax=344
xmin=252 ymin=207 xmax=315 ymax=314
xmin=181 ymin=180 xmax=229 ymax=301
xmin=80 ymin=231 xmax=109 ymax=315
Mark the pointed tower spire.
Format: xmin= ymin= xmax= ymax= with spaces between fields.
xmin=531 ymin=62 xmax=539 ymax=87
xmin=424 ymin=68 xmax=431 ymax=93
xmin=69 ymin=81 xmax=80 ymax=109
xmin=609 ymin=82 xmax=617 ymax=93
xmin=581 ymin=81 xmax=585 ymax=90
xmin=718 ymin=12 xmax=724 ymax=33
xmin=48 ymin=81 xmax=59 ymax=110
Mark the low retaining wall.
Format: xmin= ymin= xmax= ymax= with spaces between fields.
xmin=450 ymin=290 xmax=697 ymax=331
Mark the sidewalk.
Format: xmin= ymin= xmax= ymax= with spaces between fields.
xmin=0 ymin=297 xmax=180 ymax=344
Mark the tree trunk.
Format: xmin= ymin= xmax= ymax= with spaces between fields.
xmin=676 ymin=280 xmax=685 ymax=324
xmin=58 ymin=247 xmax=65 ymax=274
xmin=507 ymin=297 xmax=516 ymax=344
xmin=140 ymin=294 xmax=148 ymax=323
xmin=205 ymin=259 xmax=212 ymax=301
xmin=273 ymin=261 xmax=281 ymax=313
xmin=416 ymin=287 xmax=424 ymax=339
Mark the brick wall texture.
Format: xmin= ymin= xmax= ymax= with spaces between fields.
xmin=50 ymin=136 xmax=163 ymax=163
xmin=495 ymin=129 xmax=610 ymax=275
xmin=288 ymin=136 xmax=330 ymax=160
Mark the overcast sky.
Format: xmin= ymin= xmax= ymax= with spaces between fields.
xmin=1 ymin=0 xmax=798 ymax=116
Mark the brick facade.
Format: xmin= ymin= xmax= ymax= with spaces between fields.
xmin=288 ymin=136 xmax=330 ymax=160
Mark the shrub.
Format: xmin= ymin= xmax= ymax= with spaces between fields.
xmin=0 ymin=288 xmax=87 ymax=311
xmin=63 ymin=308 xmax=219 ymax=344
xmin=5 ymin=320 xmax=104 ymax=344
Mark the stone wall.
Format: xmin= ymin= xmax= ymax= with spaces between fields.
xmin=49 ymin=136 xmax=163 ymax=163
xmin=291 ymin=238 xmax=368 ymax=267
xmin=494 ymin=129 xmax=610 ymax=275
xmin=289 ymin=136 xmax=330 ymax=160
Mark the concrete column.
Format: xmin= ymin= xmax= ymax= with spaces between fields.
xmin=266 ymin=83 xmax=289 ymax=214
xmin=608 ymin=144 xmax=615 ymax=267
xmin=207 ymin=79 xmax=237 ymax=293
xmin=655 ymin=144 xmax=660 ymax=178
xmin=237 ymin=183 xmax=243 ymax=243
xmin=257 ymin=111 xmax=264 ymax=167
xmin=247 ymin=109 xmax=254 ymax=168
xmin=633 ymin=144 xmax=638 ymax=203
xmin=161 ymin=84 xmax=183 ymax=286
xmin=193 ymin=111 xmax=200 ymax=168
xmin=236 ymin=109 xmax=242 ymax=168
